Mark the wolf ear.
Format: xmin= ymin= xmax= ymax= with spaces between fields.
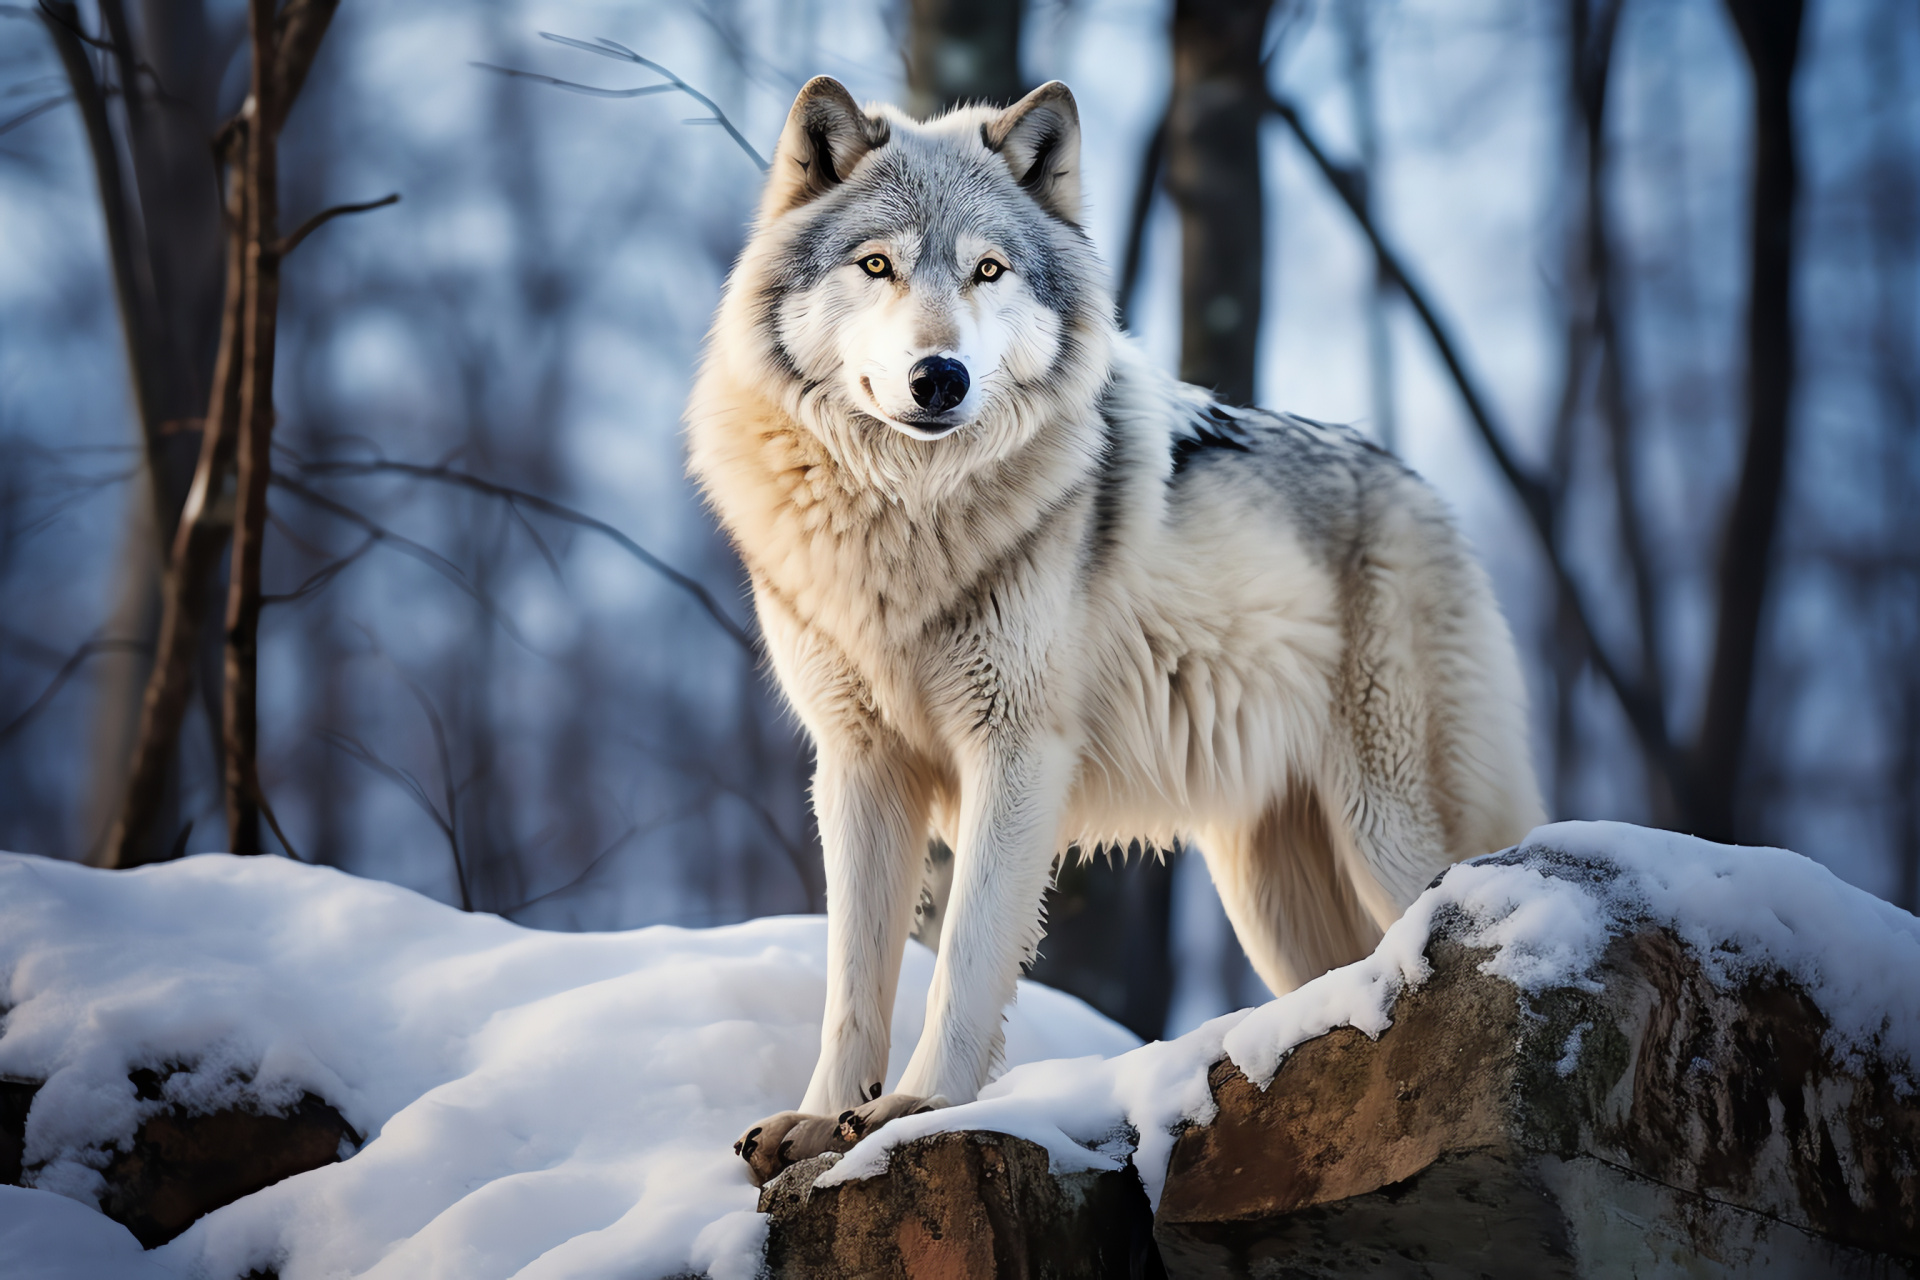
xmin=763 ymin=77 xmax=889 ymax=218
xmin=984 ymin=82 xmax=1081 ymax=225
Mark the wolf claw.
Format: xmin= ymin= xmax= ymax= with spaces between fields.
xmin=733 ymin=1110 xmax=850 ymax=1187
xmin=835 ymin=1091 xmax=947 ymax=1145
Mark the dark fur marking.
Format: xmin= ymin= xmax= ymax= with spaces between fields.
xmin=1017 ymin=129 xmax=1062 ymax=193
xmin=1169 ymin=409 xmax=1252 ymax=477
xmin=1083 ymin=397 xmax=1128 ymax=574
xmin=806 ymin=126 xmax=839 ymax=184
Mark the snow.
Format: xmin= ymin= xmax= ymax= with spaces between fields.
xmin=0 ymin=1186 xmax=167 ymax=1280
xmin=3 ymin=820 xmax=1916 ymax=1277
xmin=0 ymin=852 xmax=1134 ymax=1280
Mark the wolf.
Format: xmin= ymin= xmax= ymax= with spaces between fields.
xmin=686 ymin=76 xmax=1545 ymax=1185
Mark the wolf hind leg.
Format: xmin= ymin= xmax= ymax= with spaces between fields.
xmin=1198 ymin=782 xmax=1383 ymax=999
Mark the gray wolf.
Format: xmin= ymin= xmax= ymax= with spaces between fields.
xmin=685 ymin=77 xmax=1544 ymax=1184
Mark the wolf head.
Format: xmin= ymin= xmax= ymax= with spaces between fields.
xmin=699 ymin=78 xmax=1114 ymax=503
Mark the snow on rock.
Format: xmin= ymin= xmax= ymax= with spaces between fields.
xmin=0 ymin=851 xmax=1136 ymax=1280
xmin=825 ymin=821 xmax=1920 ymax=1208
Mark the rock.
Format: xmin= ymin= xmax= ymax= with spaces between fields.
xmin=2 ymin=1071 xmax=358 ymax=1247
xmin=1155 ymin=902 xmax=1920 ymax=1275
xmin=0 ymin=1078 xmax=33 ymax=1187
xmin=760 ymin=1129 xmax=1166 ymax=1278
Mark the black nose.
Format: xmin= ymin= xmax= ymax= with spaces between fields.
xmin=908 ymin=356 xmax=969 ymax=413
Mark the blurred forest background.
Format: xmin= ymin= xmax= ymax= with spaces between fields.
xmin=0 ymin=0 xmax=1913 ymax=1040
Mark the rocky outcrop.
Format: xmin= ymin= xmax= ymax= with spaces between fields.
xmin=762 ymin=842 xmax=1920 ymax=1278
xmin=760 ymin=1130 xmax=1163 ymax=1278
xmin=1156 ymin=926 xmax=1919 ymax=1277
xmin=1 ymin=1072 xmax=357 ymax=1247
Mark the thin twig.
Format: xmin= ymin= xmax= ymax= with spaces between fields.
xmin=27 ymin=0 xmax=183 ymax=102
xmin=392 ymin=664 xmax=470 ymax=912
xmin=297 ymin=457 xmax=759 ymax=655
xmin=0 ymin=636 xmax=148 ymax=744
xmin=1266 ymin=89 xmax=1676 ymax=777
xmin=322 ymin=728 xmax=469 ymax=907
xmin=269 ymin=472 xmax=544 ymax=653
xmin=476 ymin=34 xmax=769 ymax=172
xmin=701 ymin=767 xmax=818 ymax=911
xmin=260 ymin=530 xmax=376 ymax=605
xmin=470 ymin=63 xmax=677 ymax=100
xmin=250 ymin=773 xmax=302 ymax=861
xmin=0 ymin=93 xmax=68 ymax=137
xmin=277 ymin=191 xmax=399 ymax=257
xmin=503 ymin=819 xmax=644 ymax=918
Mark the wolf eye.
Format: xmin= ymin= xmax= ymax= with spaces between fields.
xmin=859 ymin=254 xmax=893 ymax=278
xmin=974 ymin=258 xmax=1007 ymax=283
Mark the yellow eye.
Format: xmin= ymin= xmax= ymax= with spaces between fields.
xmin=975 ymin=258 xmax=1006 ymax=282
xmin=860 ymin=254 xmax=892 ymax=278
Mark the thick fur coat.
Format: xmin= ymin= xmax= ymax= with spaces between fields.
xmin=685 ymin=77 xmax=1545 ymax=1182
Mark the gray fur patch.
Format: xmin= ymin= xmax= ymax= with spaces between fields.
xmin=1169 ymin=405 xmax=1410 ymax=566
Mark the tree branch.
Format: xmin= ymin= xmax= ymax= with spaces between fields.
xmin=1267 ymin=89 xmax=1677 ymax=779
xmin=0 ymin=93 xmax=69 ymax=137
xmin=39 ymin=1 xmax=167 ymax=486
xmin=295 ymin=457 xmax=760 ymax=655
xmin=277 ymin=191 xmax=399 ymax=257
xmin=0 ymin=636 xmax=149 ymax=745
xmin=268 ymin=472 xmax=543 ymax=653
xmin=476 ymin=35 xmax=769 ymax=172
xmin=267 ymin=0 xmax=339 ymax=136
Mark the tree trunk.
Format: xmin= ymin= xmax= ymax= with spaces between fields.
xmin=904 ymin=0 xmax=1024 ymax=118
xmin=104 ymin=0 xmax=340 ymax=865
xmin=1689 ymin=0 xmax=1803 ymax=842
xmin=1027 ymin=0 xmax=1275 ymax=1039
xmin=1164 ymin=0 xmax=1274 ymax=408
xmin=40 ymin=1 xmax=225 ymax=862
xmin=105 ymin=155 xmax=247 ymax=867
xmin=221 ymin=0 xmax=287 ymax=857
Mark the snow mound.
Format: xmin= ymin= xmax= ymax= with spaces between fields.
xmin=0 ymin=852 xmax=1136 ymax=1279
xmin=823 ymin=821 xmax=1920 ymax=1206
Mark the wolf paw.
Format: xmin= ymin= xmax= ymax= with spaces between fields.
xmin=834 ymin=1091 xmax=948 ymax=1145
xmin=733 ymin=1111 xmax=850 ymax=1187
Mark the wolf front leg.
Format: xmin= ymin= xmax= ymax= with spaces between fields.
xmin=798 ymin=745 xmax=931 ymax=1116
xmin=893 ymin=739 xmax=1073 ymax=1104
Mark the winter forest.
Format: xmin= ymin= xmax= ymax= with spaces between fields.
xmin=1 ymin=0 xmax=1916 ymax=1050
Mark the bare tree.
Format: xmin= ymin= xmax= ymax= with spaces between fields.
xmin=36 ymin=0 xmax=230 ymax=859
xmin=1026 ymin=0 xmax=1277 ymax=1038
xmin=1268 ymin=0 xmax=1809 ymax=848
xmin=102 ymin=0 xmax=390 ymax=864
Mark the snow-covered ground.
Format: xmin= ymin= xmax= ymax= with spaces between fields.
xmin=3 ymin=821 xmax=1916 ymax=1278
xmin=0 ymin=852 xmax=1135 ymax=1279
